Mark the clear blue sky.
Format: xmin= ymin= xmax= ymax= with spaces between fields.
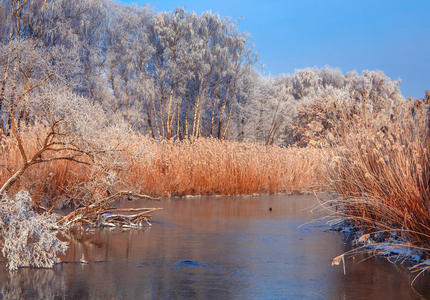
xmin=121 ymin=0 xmax=430 ymax=98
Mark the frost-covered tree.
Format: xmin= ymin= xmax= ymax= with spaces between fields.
xmin=1 ymin=1 xmax=407 ymax=146
xmin=0 ymin=0 xmax=107 ymax=194
xmin=249 ymin=67 xmax=404 ymax=146
xmin=142 ymin=8 xmax=255 ymax=140
xmin=226 ymin=69 xmax=273 ymax=142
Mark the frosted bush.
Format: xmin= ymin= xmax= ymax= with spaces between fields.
xmin=0 ymin=191 xmax=68 ymax=270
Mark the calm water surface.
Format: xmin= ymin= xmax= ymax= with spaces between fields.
xmin=0 ymin=194 xmax=429 ymax=299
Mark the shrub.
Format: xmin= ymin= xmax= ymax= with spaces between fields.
xmin=0 ymin=190 xmax=67 ymax=270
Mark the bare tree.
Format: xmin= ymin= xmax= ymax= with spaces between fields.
xmin=0 ymin=0 xmax=106 ymax=194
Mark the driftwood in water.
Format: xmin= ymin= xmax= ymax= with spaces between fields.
xmin=57 ymin=191 xmax=162 ymax=229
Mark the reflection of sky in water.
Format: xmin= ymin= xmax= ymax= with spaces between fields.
xmin=0 ymin=194 xmax=428 ymax=299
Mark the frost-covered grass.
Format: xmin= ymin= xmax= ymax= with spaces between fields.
xmin=330 ymin=219 xmax=430 ymax=283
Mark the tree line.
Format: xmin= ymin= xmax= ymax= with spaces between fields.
xmin=0 ymin=0 xmax=405 ymax=146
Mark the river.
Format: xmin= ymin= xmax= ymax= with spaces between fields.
xmin=0 ymin=194 xmax=429 ymax=299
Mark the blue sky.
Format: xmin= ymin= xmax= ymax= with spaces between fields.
xmin=121 ymin=0 xmax=430 ymax=98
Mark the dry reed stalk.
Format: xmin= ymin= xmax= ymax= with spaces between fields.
xmin=121 ymin=137 xmax=325 ymax=197
xmin=324 ymin=94 xmax=430 ymax=281
xmin=0 ymin=126 xmax=325 ymax=203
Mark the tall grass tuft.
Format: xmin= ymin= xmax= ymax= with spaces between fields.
xmin=323 ymin=92 xmax=430 ymax=271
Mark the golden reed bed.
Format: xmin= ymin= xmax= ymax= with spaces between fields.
xmin=0 ymin=127 xmax=324 ymax=206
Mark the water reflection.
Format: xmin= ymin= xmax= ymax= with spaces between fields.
xmin=0 ymin=194 xmax=429 ymax=299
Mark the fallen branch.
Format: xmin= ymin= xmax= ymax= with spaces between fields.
xmin=57 ymin=191 xmax=161 ymax=229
